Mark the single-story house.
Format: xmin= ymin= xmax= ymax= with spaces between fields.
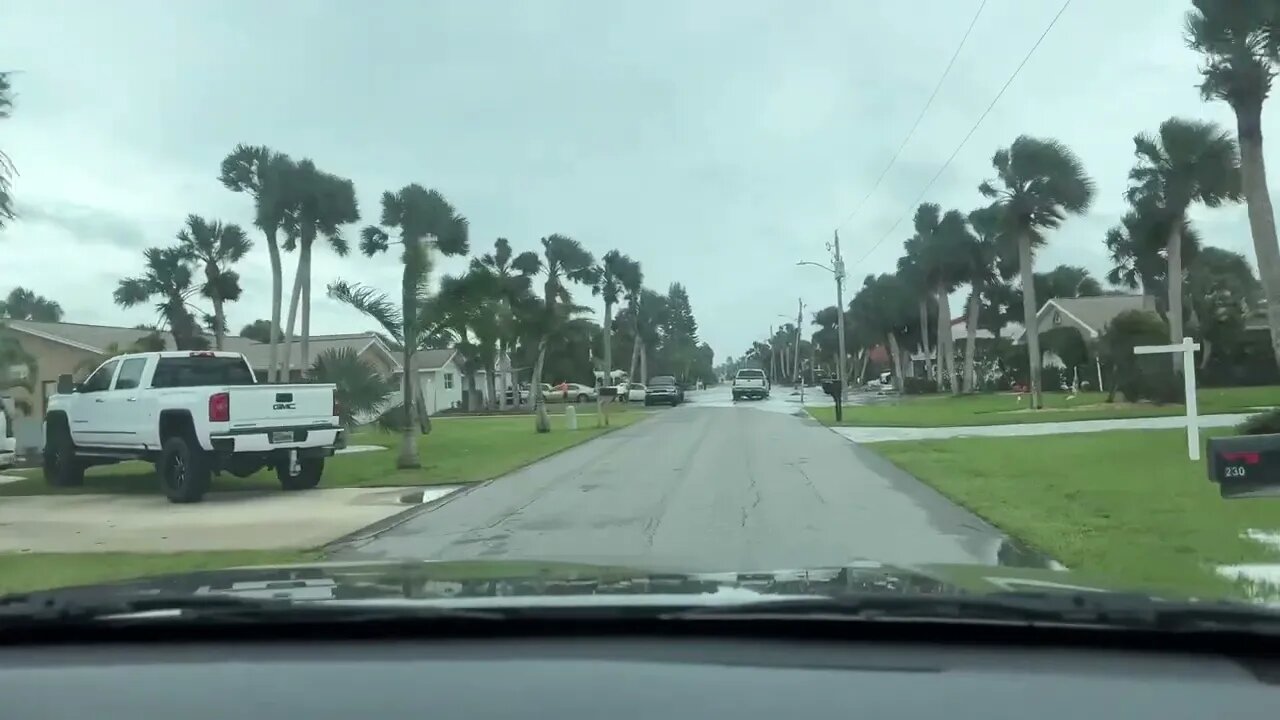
xmin=1011 ymin=294 xmax=1158 ymax=346
xmin=413 ymin=348 xmax=514 ymax=414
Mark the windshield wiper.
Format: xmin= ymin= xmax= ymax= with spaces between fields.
xmin=0 ymin=592 xmax=503 ymax=626
xmin=664 ymin=592 xmax=1280 ymax=634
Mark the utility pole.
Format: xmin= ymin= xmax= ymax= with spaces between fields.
xmin=793 ymin=297 xmax=804 ymax=386
xmin=833 ymin=230 xmax=848 ymax=396
xmin=769 ymin=324 xmax=776 ymax=384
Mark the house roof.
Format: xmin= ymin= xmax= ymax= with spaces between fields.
xmin=1 ymin=319 xmax=177 ymax=354
xmin=416 ymin=348 xmax=458 ymax=371
xmin=230 ymin=333 xmax=402 ymax=372
xmin=1013 ymin=294 xmax=1156 ymax=343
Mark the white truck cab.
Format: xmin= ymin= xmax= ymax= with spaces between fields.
xmin=43 ymin=351 xmax=344 ymax=503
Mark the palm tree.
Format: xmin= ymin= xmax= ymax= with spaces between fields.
xmin=927 ymin=208 xmax=974 ymax=394
xmin=591 ymin=250 xmax=641 ymax=391
xmin=529 ymin=235 xmax=596 ymax=433
xmin=895 ymin=249 xmax=934 ymax=383
xmin=0 ymin=287 xmax=63 ymax=322
xmin=979 ymin=136 xmax=1095 ymax=408
xmin=850 ymin=274 xmax=915 ymax=386
xmin=333 ymin=184 xmax=467 ymax=468
xmin=280 ymin=159 xmax=359 ymax=378
xmin=219 ymin=145 xmax=297 ymax=381
xmin=633 ymin=288 xmax=667 ymax=383
xmin=239 ymin=319 xmax=275 ymax=343
xmin=0 ymin=71 xmax=16 ymax=229
xmin=961 ymin=205 xmax=1002 ymax=392
xmin=1125 ymin=117 xmax=1242 ymax=369
xmin=310 ymin=348 xmax=394 ymax=428
xmin=470 ymin=238 xmax=540 ymax=409
xmin=1186 ymin=0 xmax=1280 ymax=369
xmin=174 ymin=215 xmax=252 ymax=350
xmin=114 ymin=248 xmax=206 ymax=350
xmin=1104 ymin=207 xmax=1203 ymax=321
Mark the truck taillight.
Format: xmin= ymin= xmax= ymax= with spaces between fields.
xmin=333 ymin=395 xmax=341 ymax=419
xmin=208 ymin=392 xmax=230 ymax=423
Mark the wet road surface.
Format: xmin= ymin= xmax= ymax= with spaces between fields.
xmin=334 ymin=387 xmax=1038 ymax=571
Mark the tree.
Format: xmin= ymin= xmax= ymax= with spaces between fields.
xmin=1104 ymin=205 xmax=1203 ymax=321
xmin=961 ymin=205 xmax=1002 ymax=392
xmin=928 ymin=208 xmax=975 ymax=394
xmin=1097 ymin=309 xmax=1172 ymax=403
xmin=979 ymin=136 xmax=1096 ymax=408
xmin=1186 ymin=0 xmax=1280 ymax=370
xmin=174 ymin=214 xmax=252 ymax=350
xmin=219 ymin=145 xmax=297 ymax=381
xmin=1125 ymin=117 xmax=1242 ymax=369
xmin=470 ymin=238 xmax=540 ymax=409
xmin=896 ymin=248 xmax=934 ymax=382
xmin=280 ymin=159 xmax=359 ymax=377
xmin=528 ymin=234 xmax=596 ymax=432
xmin=660 ymin=282 xmax=700 ymax=383
xmin=239 ymin=319 xmax=275 ymax=343
xmin=591 ymin=250 xmax=641 ymax=386
xmin=0 ymin=287 xmax=63 ymax=322
xmin=630 ymin=289 xmax=666 ymax=383
xmin=0 ymin=335 xmax=37 ymax=414
xmin=334 ymin=184 xmax=468 ymax=468
xmin=113 ymin=247 xmax=206 ymax=350
xmin=0 ymin=71 xmax=15 ymax=229
xmin=850 ymin=273 xmax=916 ymax=386
xmin=1186 ymin=246 xmax=1263 ymax=369
xmin=310 ymin=347 xmax=393 ymax=428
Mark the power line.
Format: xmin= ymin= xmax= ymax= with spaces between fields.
xmin=834 ymin=0 xmax=989 ymax=231
xmin=846 ymin=0 xmax=1075 ymax=271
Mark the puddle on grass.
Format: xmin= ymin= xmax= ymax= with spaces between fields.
xmin=1216 ymin=529 xmax=1280 ymax=606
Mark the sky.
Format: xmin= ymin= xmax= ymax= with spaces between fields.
xmin=0 ymin=0 xmax=1270 ymax=363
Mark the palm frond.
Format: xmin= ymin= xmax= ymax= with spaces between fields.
xmin=327 ymin=280 xmax=404 ymax=341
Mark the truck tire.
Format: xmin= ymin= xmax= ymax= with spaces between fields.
xmin=43 ymin=423 xmax=85 ymax=487
xmin=159 ymin=435 xmax=211 ymax=504
xmin=277 ymin=457 xmax=324 ymax=491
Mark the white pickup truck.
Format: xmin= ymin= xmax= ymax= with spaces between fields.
xmin=731 ymin=368 xmax=770 ymax=401
xmin=43 ymin=351 xmax=344 ymax=503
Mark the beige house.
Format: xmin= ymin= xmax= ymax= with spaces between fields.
xmin=0 ymin=319 xmax=401 ymax=453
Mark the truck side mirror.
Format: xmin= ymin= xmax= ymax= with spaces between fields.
xmin=56 ymin=374 xmax=75 ymax=395
xmin=1206 ymin=434 xmax=1280 ymax=499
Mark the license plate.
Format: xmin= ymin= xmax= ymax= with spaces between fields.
xmin=271 ymin=431 xmax=294 ymax=444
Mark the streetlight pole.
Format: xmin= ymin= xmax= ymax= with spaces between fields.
xmin=833 ymin=230 xmax=848 ymax=397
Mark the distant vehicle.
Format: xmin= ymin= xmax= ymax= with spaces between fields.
xmin=554 ymin=383 xmax=597 ymax=403
xmin=732 ymin=368 xmax=769 ymax=401
xmin=43 ymin=351 xmax=343 ymax=503
xmin=506 ymin=383 xmax=553 ymax=404
xmin=0 ymin=399 xmax=15 ymax=469
xmin=644 ymin=376 xmax=681 ymax=406
xmin=624 ymin=382 xmax=646 ymax=403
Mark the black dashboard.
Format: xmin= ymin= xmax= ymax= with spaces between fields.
xmin=3 ymin=638 xmax=1276 ymax=718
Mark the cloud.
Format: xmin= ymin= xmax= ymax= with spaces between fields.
xmin=14 ymin=200 xmax=148 ymax=249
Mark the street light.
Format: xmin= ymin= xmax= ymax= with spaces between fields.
xmin=796 ymin=230 xmax=848 ymax=397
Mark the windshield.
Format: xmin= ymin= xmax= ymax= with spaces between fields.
xmin=4 ymin=0 xmax=1280 ymax=617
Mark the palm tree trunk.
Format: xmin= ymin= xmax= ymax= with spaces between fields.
xmin=300 ymin=242 xmax=313 ymax=376
xmin=281 ymin=246 xmax=306 ymax=381
xmin=1018 ymin=230 xmax=1043 ymax=409
xmin=397 ymin=345 xmax=420 ymax=469
xmin=887 ymin=333 xmax=906 ymax=391
xmin=1167 ymin=213 xmax=1185 ymax=373
xmin=266 ymin=229 xmax=283 ymax=382
xmin=497 ymin=340 xmax=509 ymax=411
xmin=918 ymin=299 xmax=932 ymax=382
xmin=963 ymin=289 xmax=980 ymax=393
xmin=640 ymin=339 xmax=648 ymax=384
xmin=486 ymin=357 xmax=499 ymax=410
xmin=936 ymin=284 xmax=956 ymax=393
xmin=212 ymin=296 xmax=226 ymax=351
xmin=1235 ymin=103 xmax=1280 ymax=372
xmin=531 ymin=339 xmax=550 ymax=433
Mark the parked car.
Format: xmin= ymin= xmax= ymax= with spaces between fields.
xmin=624 ymin=382 xmax=646 ymax=403
xmin=731 ymin=368 xmax=769 ymax=401
xmin=645 ymin=376 xmax=681 ymax=406
xmin=43 ymin=351 xmax=343 ymax=504
xmin=554 ymin=382 xmax=597 ymax=403
xmin=0 ymin=400 xmax=15 ymax=470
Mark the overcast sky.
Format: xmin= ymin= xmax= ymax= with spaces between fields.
xmin=1 ymin=0 xmax=1269 ymax=361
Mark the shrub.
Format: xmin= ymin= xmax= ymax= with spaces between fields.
xmin=901 ymin=377 xmax=938 ymax=395
xmin=1237 ymin=408 xmax=1280 ymax=436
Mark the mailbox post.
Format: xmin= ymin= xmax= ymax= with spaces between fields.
xmin=821 ymin=378 xmax=843 ymax=422
xmin=1133 ymin=337 xmax=1200 ymax=461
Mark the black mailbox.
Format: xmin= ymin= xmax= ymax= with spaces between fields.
xmin=820 ymin=379 xmax=842 ymax=398
xmin=598 ymin=386 xmax=618 ymax=398
xmin=1206 ymin=433 xmax=1280 ymax=499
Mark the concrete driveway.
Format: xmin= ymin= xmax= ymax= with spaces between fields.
xmin=333 ymin=386 xmax=1049 ymax=571
xmin=0 ymin=485 xmax=460 ymax=553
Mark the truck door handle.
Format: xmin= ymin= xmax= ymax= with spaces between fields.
xmin=126 ymin=397 xmax=138 ymax=402
xmin=94 ymin=398 xmax=105 ymax=403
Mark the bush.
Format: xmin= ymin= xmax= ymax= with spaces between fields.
xmin=901 ymin=377 xmax=938 ymax=395
xmin=1041 ymin=366 xmax=1066 ymax=392
xmin=1237 ymin=408 xmax=1280 ymax=436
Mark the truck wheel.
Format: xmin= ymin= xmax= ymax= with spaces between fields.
xmin=576 ymin=394 xmax=588 ymax=403
xmin=43 ymin=423 xmax=85 ymax=487
xmin=277 ymin=457 xmax=324 ymax=490
xmin=160 ymin=435 xmax=211 ymax=504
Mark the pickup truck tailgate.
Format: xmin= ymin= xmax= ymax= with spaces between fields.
xmin=227 ymin=384 xmax=336 ymax=428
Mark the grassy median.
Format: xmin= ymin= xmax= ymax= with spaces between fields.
xmin=0 ymin=410 xmax=646 ymax=497
xmin=0 ymin=550 xmax=319 ymax=595
xmin=808 ymin=386 xmax=1280 ymax=428
xmin=869 ymin=428 xmax=1280 ymax=599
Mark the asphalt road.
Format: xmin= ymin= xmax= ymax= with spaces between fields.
xmin=334 ymin=387 xmax=1044 ymax=571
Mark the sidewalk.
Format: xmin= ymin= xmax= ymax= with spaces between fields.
xmin=829 ymin=413 xmax=1253 ymax=443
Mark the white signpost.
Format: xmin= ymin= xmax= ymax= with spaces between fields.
xmin=1133 ymin=336 xmax=1202 ymax=461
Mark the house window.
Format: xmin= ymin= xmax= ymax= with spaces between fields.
xmin=444 ymin=372 xmax=455 ymax=389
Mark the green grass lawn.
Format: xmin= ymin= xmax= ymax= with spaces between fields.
xmin=0 ymin=410 xmax=646 ymax=497
xmin=869 ymin=428 xmax=1280 ymax=599
xmin=808 ymin=385 xmax=1280 ymax=428
xmin=0 ymin=550 xmax=319 ymax=595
